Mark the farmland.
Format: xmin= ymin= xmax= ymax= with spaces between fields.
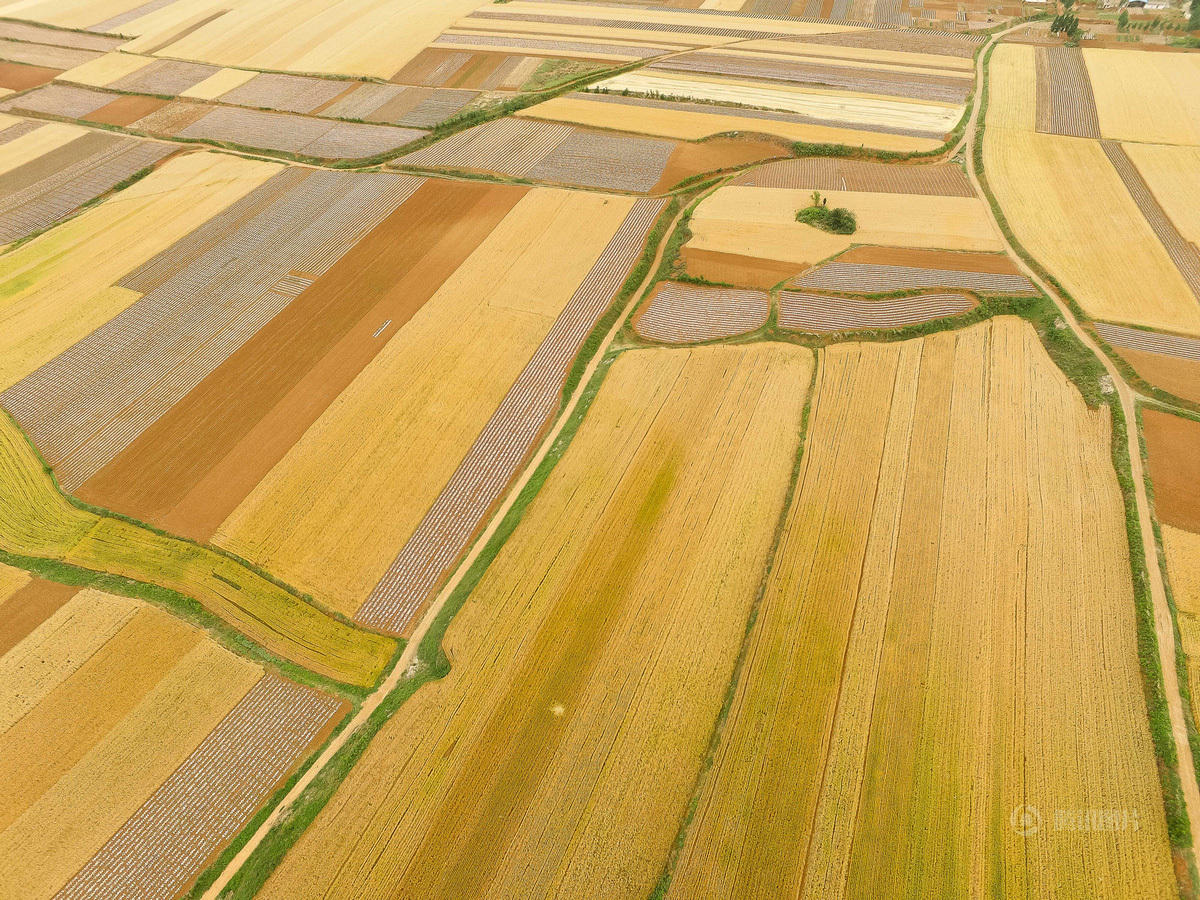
xmin=0 ymin=3 xmax=1197 ymax=899
xmin=256 ymin=343 xmax=814 ymax=899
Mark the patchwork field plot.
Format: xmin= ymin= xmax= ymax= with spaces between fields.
xmin=1034 ymin=46 xmax=1100 ymax=139
xmin=0 ymin=589 xmax=344 ymax=900
xmin=1084 ymin=48 xmax=1200 ymax=146
xmin=2 ymin=168 xmax=422 ymax=493
xmin=634 ymin=281 xmax=768 ymax=343
xmin=0 ymin=151 xmax=280 ymax=393
xmin=257 ymin=343 xmax=814 ymax=900
xmin=793 ymin=247 xmax=1036 ymax=293
xmin=668 ymin=317 xmax=1176 ymax=898
xmin=778 ymin=289 xmax=975 ymax=330
xmin=730 ymin=156 xmax=973 ymax=194
xmin=687 ymin=183 xmax=1003 ymax=274
xmin=1096 ymin=322 xmax=1200 ymax=405
xmin=986 ymin=46 xmax=1200 ymax=337
xmin=211 ymin=190 xmax=654 ymax=625
xmin=0 ymin=408 xmax=397 ymax=687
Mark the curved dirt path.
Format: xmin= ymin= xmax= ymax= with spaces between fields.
xmin=200 ymin=195 xmax=696 ymax=900
xmin=964 ymin=26 xmax=1200 ymax=848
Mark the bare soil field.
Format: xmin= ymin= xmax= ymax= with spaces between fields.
xmin=0 ymin=62 xmax=59 ymax=92
xmin=652 ymin=135 xmax=786 ymax=191
xmin=0 ymin=577 xmax=77 ymax=656
xmin=1142 ymin=409 xmax=1200 ymax=533
xmin=681 ymin=246 xmax=804 ymax=288
xmin=1116 ymin=348 xmax=1200 ymax=406
xmin=82 ymin=95 xmax=169 ymax=126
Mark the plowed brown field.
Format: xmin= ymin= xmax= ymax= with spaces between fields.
xmin=1143 ymin=409 xmax=1200 ymax=532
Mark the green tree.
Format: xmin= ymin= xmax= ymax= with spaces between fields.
xmin=1118 ymin=8 xmax=1129 ymax=29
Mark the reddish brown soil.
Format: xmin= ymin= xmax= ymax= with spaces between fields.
xmin=0 ymin=62 xmax=60 ymax=92
xmin=1143 ymin=408 xmax=1200 ymax=533
xmin=390 ymin=49 xmax=462 ymax=85
xmin=838 ymin=245 xmax=1024 ymax=274
xmin=367 ymin=87 xmax=432 ymax=123
xmin=681 ymin=247 xmax=802 ymax=290
xmin=652 ymin=137 xmax=788 ymax=193
xmin=1117 ymin=347 xmax=1200 ymax=406
xmin=84 ymin=95 xmax=169 ymax=127
xmin=78 ymin=179 xmax=528 ymax=540
xmin=0 ymin=579 xmax=79 ymax=656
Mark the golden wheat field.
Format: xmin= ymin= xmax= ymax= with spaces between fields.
xmin=985 ymin=126 xmax=1200 ymax=336
xmin=668 ymin=317 xmax=1175 ymax=899
xmin=1124 ymin=142 xmax=1200 ymax=245
xmin=1084 ymin=49 xmax=1200 ymax=146
xmin=687 ymin=184 xmax=1003 ymax=269
xmin=0 ymin=410 xmax=396 ymax=686
xmin=0 ymin=152 xmax=280 ymax=392
xmin=256 ymin=343 xmax=813 ymax=900
xmin=214 ymin=188 xmax=636 ymax=617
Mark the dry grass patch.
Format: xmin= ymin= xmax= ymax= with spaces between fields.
xmin=669 ymin=317 xmax=1176 ymax=898
xmin=258 ymin=343 xmax=813 ymax=900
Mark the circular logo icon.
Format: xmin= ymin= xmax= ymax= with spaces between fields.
xmin=1011 ymin=804 xmax=1042 ymax=836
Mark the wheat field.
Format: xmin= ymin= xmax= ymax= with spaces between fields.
xmin=258 ymin=343 xmax=814 ymax=900
xmin=668 ymin=317 xmax=1176 ymax=898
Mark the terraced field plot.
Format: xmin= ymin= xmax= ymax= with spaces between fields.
xmin=0 ymin=588 xmax=344 ymax=900
xmin=256 ymin=343 xmax=814 ymax=900
xmin=669 ymin=317 xmax=1176 ymax=898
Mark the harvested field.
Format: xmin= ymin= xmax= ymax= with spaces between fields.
xmin=0 ymin=38 xmax=98 ymax=71
xmin=320 ymin=81 xmax=411 ymax=120
xmin=793 ymin=259 xmax=1036 ymax=293
xmin=837 ymin=244 xmax=1025 ymax=273
xmin=55 ymin=675 xmax=344 ymax=900
xmin=356 ymin=197 xmax=664 ymax=631
xmin=0 ymin=121 xmax=87 ymax=178
xmin=792 ymin=27 xmax=982 ymax=58
xmin=688 ymin=185 xmax=1003 ymax=272
xmin=83 ymin=94 xmax=168 ymax=126
xmin=3 ymin=169 xmax=420 ymax=491
xmin=1124 ymin=143 xmax=1200 ymax=248
xmin=433 ymin=31 xmax=664 ymax=61
xmin=55 ymin=52 xmax=155 ymax=88
xmin=1034 ymin=45 xmax=1100 ymax=138
xmin=0 ymin=62 xmax=59 ymax=92
xmin=1142 ymin=409 xmax=1200 ymax=533
xmin=218 ymin=72 xmax=354 ymax=115
xmin=0 ymin=152 xmax=280 ymax=393
xmin=0 ymin=638 xmax=261 ymax=900
xmin=652 ymin=136 xmax=786 ymax=191
xmin=985 ymin=126 xmax=1200 ymax=336
xmin=180 ymin=66 xmax=257 ymax=100
xmin=987 ymin=42 xmax=1036 ymax=132
xmin=0 ymin=131 xmax=174 ymax=244
xmin=778 ymin=289 xmax=975 ymax=330
xmin=517 ymin=93 xmax=944 ymax=150
xmin=174 ymin=106 xmax=424 ymax=159
xmin=109 ymin=58 xmax=220 ymax=95
xmin=648 ymin=49 xmax=972 ymax=103
xmin=526 ymin=128 xmax=675 ymax=192
xmin=78 ymin=179 xmax=525 ymax=544
xmin=128 ymin=98 xmax=210 ymax=134
xmin=668 ymin=317 xmax=1177 ymax=898
xmin=1115 ymin=347 xmax=1200 ymax=406
xmin=0 ymin=577 xmax=77 ymax=656
xmin=681 ymin=246 xmax=803 ymax=289
xmin=397 ymin=117 xmax=574 ymax=175
xmin=390 ymin=47 xmax=473 ymax=86
xmin=578 ymin=86 xmax=954 ymax=140
xmin=259 ymin=343 xmax=814 ymax=900
xmin=0 ymin=407 xmax=398 ymax=687
xmin=730 ymin=156 xmax=973 ymax=195
xmin=214 ymin=190 xmax=645 ymax=621
xmin=0 ymin=83 xmax=113 ymax=119
xmin=634 ymin=281 xmax=768 ymax=342
xmin=1084 ymin=48 xmax=1200 ymax=145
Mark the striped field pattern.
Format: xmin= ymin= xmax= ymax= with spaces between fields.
xmin=0 ymin=135 xmax=173 ymax=244
xmin=393 ymin=89 xmax=477 ymax=128
xmin=0 ymin=38 xmax=99 ymax=70
xmin=87 ymin=0 xmax=178 ymax=32
xmin=1094 ymin=321 xmax=1200 ymax=362
xmin=53 ymin=676 xmax=342 ymax=900
xmin=173 ymin=106 xmax=423 ymax=158
xmin=792 ymin=261 xmax=1037 ymax=294
xmin=356 ymin=197 xmax=667 ymax=634
xmin=1 ymin=171 xmax=423 ymax=490
xmin=320 ymin=82 xmax=409 ymax=121
xmin=779 ymin=290 xmax=975 ymax=331
xmin=526 ymin=129 xmax=675 ymax=192
xmin=0 ymin=84 xmax=114 ymax=119
xmin=217 ymin=73 xmax=352 ymax=115
xmin=397 ymin=117 xmax=574 ymax=175
xmin=1101 ymin=140 xmax=1200 ymax=301
xmin=0 ymin=20 xmax=122 ymax=51
xmin=435 ymin=32 xmax=664 ymax=59
xmin=731 ymin=157 xmax=974 ymax=195
xmin=1035 ymin=46 xmax=1100 ymax=139
xmin=110 ymin=60 xmax=220 ymax=96
xmin=635 ymin=282 xmax=768 ymax=343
